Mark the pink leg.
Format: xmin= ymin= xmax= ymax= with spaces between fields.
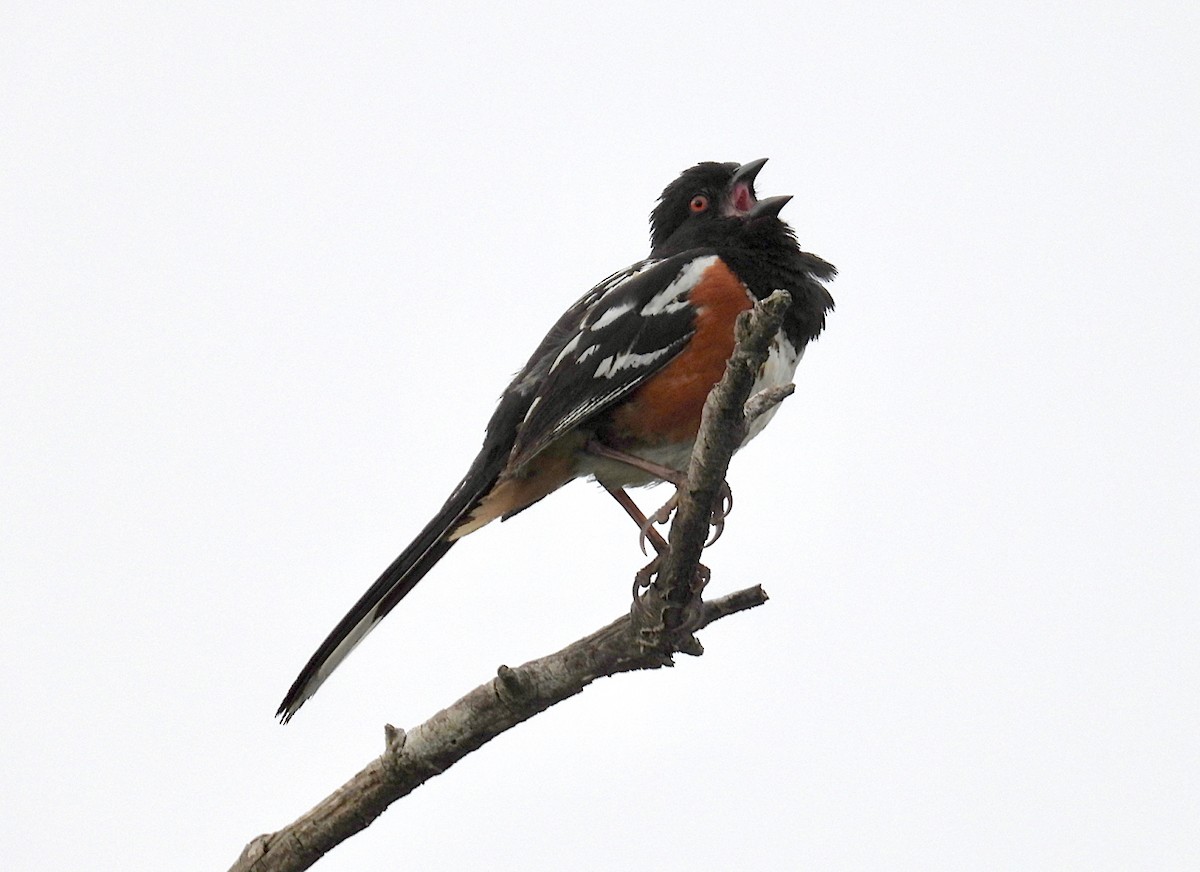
xmin=587 ymin=440 xmax=733 ymax=545
xmin=602 ymin=485 xmax=670 ymax=555
xmin=603 ymin=485 xmax=668 ymax=592
xmin=585 ymin=440 xmax=687 ymax=486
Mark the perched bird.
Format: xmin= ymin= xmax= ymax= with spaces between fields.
xmin=277 ymin=159 xmax=835 ymax=722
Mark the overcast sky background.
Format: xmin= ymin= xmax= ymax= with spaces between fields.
xmin=3 ymin=2 xmax=1198 ymax=870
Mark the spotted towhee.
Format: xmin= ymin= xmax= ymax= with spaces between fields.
xmin=277 ymin=159 xmax=835 ymax=722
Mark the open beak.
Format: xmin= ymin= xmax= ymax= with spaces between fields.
xmin=747 ymin=194 xmax=792 ymax=219
xmin=730 ymin=158 xmax=769 ymax=190
xmin=726 ymin=158 xmax=791 ymax=219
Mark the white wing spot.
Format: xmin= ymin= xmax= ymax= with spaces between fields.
xmin=594 ymin=346 xmax=671 ymax=379
xmin=640 ymin=255 xmax=718 ymax=317
xmin=548 ymin=333 xmax=582 ymax=373
xmin=589 ymin=300 xmax=635 ymax=330
xmin=577 ymin=344 xmax=598 ymax=364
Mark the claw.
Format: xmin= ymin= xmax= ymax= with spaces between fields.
xmin=609 ymin=477 xmax=734 ymax=558
xmin=703 ymin=480 xmax=733 ymax=546
xmin=634 ymin=555 xmax=660 ymax=592
xmin=639 ymin=492 xmax=679 ymax=554
xmin=705 ymin=514 xmax=725 ymax=547
xmin=631 ymin=553 xmax=663 ymax=622
xmin=649 ymin=493 xmax=679 ymax=527
xmin=637 ymin=522 xmax=651 ymax=556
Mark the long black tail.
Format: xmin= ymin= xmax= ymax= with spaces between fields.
xmin=276 ymin=463 xmax=498 ymax=722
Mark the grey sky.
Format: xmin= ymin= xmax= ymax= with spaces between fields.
xmin=3 ymin=2 xmax=1197 ymax=870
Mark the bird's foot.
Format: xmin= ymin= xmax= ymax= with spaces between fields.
xmin=630 ymin=553 xmax=663 ymax=623
xmin=630 ymin=553 xmax=712 ymax=640
xmin=705 ymin=480 xmax=734 ymax=546
xmin=674 ymin=562 xmax=712 ymax=648
xmin=638 ymin=494 xmax=678 ymax=554
xmin=641 ymin=480 xmax=733 ymax=548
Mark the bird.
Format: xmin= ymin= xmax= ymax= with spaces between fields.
xmin=277 ymin=158 xmax=835 ymax=722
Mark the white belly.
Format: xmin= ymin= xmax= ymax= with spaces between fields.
xmin=743 ymin=336 xmax=803 ymax=444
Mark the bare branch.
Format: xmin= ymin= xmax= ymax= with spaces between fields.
xmin=229 ymin=291 xmax=792 ymax=871
xmin=228 ymin=586 xmax=768 ymax=872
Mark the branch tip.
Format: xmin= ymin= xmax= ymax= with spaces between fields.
xmin=384 ymin=724 xmax=407 ymax=753
xmin=744 ymin=383 xmax=795 ymax=423
xmin=495 ymin=664 xmax=529 ymax=703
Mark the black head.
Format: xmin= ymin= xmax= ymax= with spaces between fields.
xmin=648 ymin=158 xmax=793 ymax=256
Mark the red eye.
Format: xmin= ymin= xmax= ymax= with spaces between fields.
xmin=689 ymin=194 xmax=709 ymax=213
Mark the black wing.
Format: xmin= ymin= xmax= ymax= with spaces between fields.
xmin=508 ymin=250 xmax=721 ymax=468
xmin=276 ymin=250 xmax=723 ymax=720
